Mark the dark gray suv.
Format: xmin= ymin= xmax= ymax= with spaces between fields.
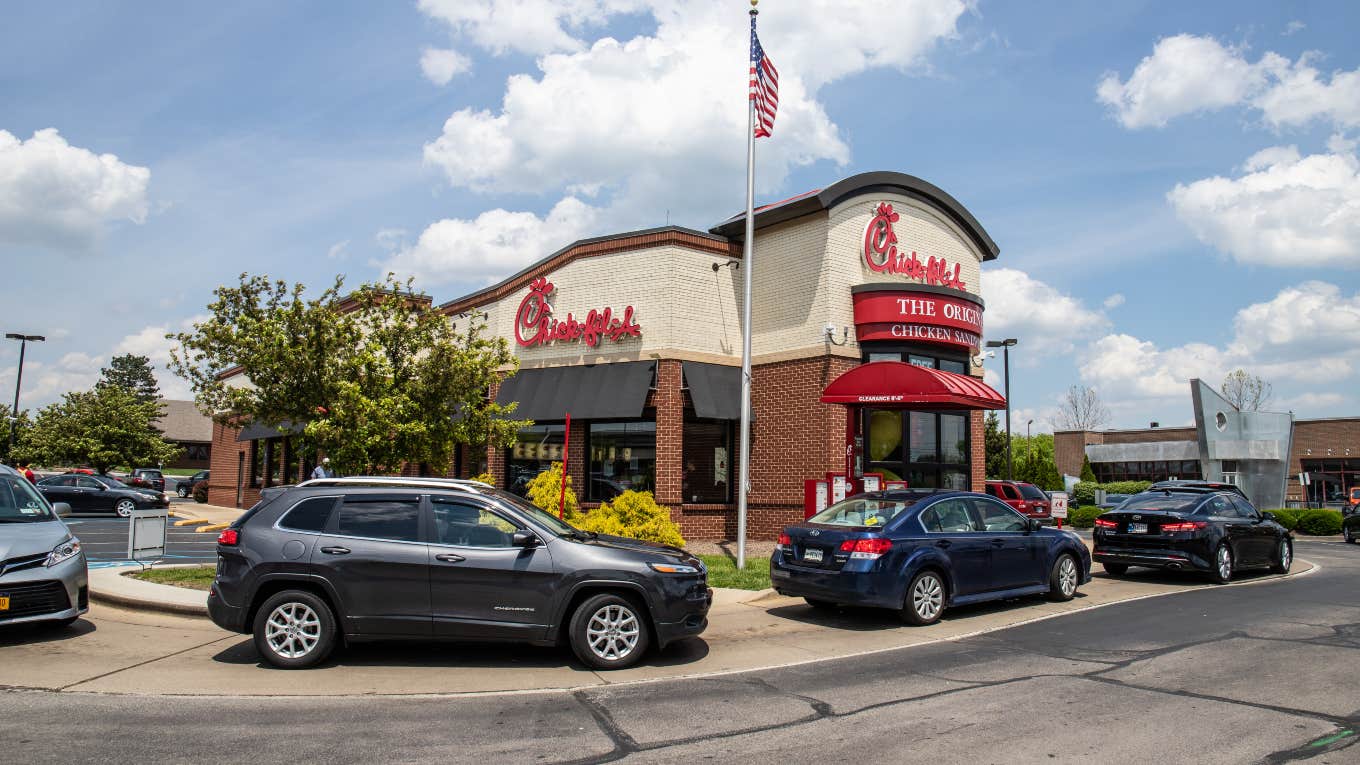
xmin=207 ymin=477 xmax=711 ymax=670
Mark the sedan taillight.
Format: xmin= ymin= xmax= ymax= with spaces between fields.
xmin=838 ymin=537 xmax=892 ymax=560
xmin=1094 ymin=518 xmax=1118 ymax=529
xmin=775 ymin=532 xmax=791 ymax=551
xmin=1161 ymin=521 xmax=1208 ymax=533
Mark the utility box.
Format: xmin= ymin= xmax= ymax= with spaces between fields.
xmin=127 ymin=509 xmax=168 ymax=563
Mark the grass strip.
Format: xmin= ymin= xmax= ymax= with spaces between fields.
xmin=698 ymin=554 xmax=771 ymax=591
xmin=128 ymin=566 xmax=215 ymax=591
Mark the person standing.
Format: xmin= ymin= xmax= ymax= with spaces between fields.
xmin=310 ymin=457 xmax=335 ymax=480
xmin=20 ymin=463 xmax=37 ymax=483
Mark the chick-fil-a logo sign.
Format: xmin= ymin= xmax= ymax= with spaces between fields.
xmin=863 ymin=202 xmax=967 ymax=290
xmin=514 ymin=278 xmax=641 ymax=348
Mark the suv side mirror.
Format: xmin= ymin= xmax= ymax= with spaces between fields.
xmin=512 ymin=531 xmax=541 ymax=548
xmin=52 ymin=502 xmax=72 ymax=517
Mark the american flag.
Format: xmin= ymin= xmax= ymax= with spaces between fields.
xmin=749 ymin=17 xmax=779 ymax=138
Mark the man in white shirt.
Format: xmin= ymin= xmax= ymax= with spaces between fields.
xmin=311 ymin=458 xmax=335 ymax=479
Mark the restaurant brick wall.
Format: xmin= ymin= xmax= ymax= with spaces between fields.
xmin=653 ymin=360 xmax=684 ymax=507
xmin=208 ymin=420 xmax=260 ymax=509
xmin=1285 ymin=418 xmax=1360 ymax=502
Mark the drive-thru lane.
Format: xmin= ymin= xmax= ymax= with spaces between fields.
xmin=0 ymin=540 xmax=1355 ymax=764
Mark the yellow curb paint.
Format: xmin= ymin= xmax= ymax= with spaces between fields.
xmin=196 ymin=522 xmax=229 ymax=533
xmin=174 ymin=518 xmax=211 ymax=527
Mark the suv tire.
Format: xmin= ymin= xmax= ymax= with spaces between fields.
xmin=568 ymin=593 xmax=650 ymax=670
xmin=252 ymin=589 xmax=338 ymax=669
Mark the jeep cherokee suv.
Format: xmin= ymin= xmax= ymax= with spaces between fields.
xmin=207 ymin=477 xmax=711 ymax=670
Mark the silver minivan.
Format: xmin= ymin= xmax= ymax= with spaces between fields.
xmin=0 ymin=464 xmax=88 ymax=627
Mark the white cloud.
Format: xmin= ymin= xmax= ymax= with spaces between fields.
xmin=1102 ymin=293 xmax=1125 ymax=309
xmin=380 ymin=197 xmax=599 ymax=286
xmin=1167 ymin=144 xmax=1360 ymax=269
xmin=420 ymin=47 xmax=471 ymax=85
xmin=0 ymin=128 xmax=151 ymax=251
xmin=112 ymin=316 xmax=206 ymax=401
xmin=980 ymin=268 xmax=1108 ymax=357
xmin=417 ymin=0 xmax=640 ymax=57
xmin=1283 ymin=20 xmax=1306 ymax=36
xmin=0 ymin=352 xmax=103 ymax=411
xmin=1080 ymin=282 xmax=1360 ymax=403
xmin=1097 ymin=34 xmax=1360 ymax=130
xmin=326 ymin=239 xmax=350 ymax=260
xmin=1277 ymin=392 xmax=1346 ymax=411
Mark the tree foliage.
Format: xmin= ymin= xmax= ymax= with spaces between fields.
xmin=19 ymin=385 xmax=180 ymax=473
xmin=983 ymin=410 xmax=1008 ymax=479
xmin=168 ymin=273 xmax=530 ymax=475
xmin=1051 ymin=385 xmax=1111 ymax=431
xmin=1013 ymin=433 xmax=1063 ymax=490
xmin=98 ymin=353 xmax=161 ymax=404
xmin=2 ymin=403 xmax=34 ymax=464
xmin=1080 ymin=455 xmax=1097 ymax=483
xmin=1221 ymin=369 xmax=1273 ymax=412
xmin=574 ymin=490 xmax=686 ymax=548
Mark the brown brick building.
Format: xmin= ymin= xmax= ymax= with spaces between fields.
xmin=209 ymin=171 xmax=1009 ymax=539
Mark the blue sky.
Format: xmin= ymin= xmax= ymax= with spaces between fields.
xmin=2 ymin=0 xmax=1358 ymax=432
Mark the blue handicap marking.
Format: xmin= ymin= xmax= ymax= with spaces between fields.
xmin=87 ymin=560 xmax=139 ymax=569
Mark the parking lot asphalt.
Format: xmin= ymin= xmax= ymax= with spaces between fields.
xmin=65 ymin=507 xmax=219 ymax=566
xmin=0 ymin=540 xmax=1353 ymax=763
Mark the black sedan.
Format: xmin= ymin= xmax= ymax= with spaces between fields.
xmin=35 ymin=473 xmax=169 ymax=517
xmin=771 ymin=489 xmax=1091 ymax=625
xmin=1093 ymin=487 xmax=1291 ymax=583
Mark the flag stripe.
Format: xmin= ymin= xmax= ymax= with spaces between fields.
xmin=750 ymin=16 xmax=779 ymax=138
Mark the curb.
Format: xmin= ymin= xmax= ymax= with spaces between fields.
xmin=88 ymin=565 xmax=211 ymax=618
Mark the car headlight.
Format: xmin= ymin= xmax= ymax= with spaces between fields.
xmin=649 ymin=562 xmax=701 ymax=574
xmin=46 ymin=537 xmax=82 ymax=567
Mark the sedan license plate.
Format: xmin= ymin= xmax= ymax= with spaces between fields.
xmin=0 ymin=595 xmax=8 ymax=611
xmin=803 ymin=548 xmax=824 ymax=563
xmin=1128 ymin=523 xmax=1148 ymax=534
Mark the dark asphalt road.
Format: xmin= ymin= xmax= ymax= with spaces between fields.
xmin=66 ymin=510 xmax=218 ymax=565
xmin=1 ymin=539 xmax=1357 ymax=764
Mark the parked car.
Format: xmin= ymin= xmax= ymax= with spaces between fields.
xmin=770 ymin=489 xmax=1091 ymax=625
xmin=127 ymin=468 xmax=165 ymax=492
xmin=1148 ymin=479 xmax=1247 ymax=498
xmin=1343 ymin=499 xmax=1359 ymax=544
xmin=207 ymin=476 xmax=711 ymax=670
xmin=984 ymin=480 xmax=1051 ymax=520
xmin=1093 ymin=486 xmax=1291 ymax=583
xmin=35 ymin=473 xmax=169 ymax=517
xmin=178 ymin=469 xmax=210 ymax=498
xmin=1098 ymin=493 xmax=1131 ymax=511
xmin=0 ymin=464 xmax=88 ymax=628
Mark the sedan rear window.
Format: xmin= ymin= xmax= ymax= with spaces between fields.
xmin=1118 ymin=493 xmax=1202 ymax=514
xmin=808 ymin=497 xmax=919 ymax=527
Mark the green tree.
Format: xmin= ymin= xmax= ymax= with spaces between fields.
xmin=2 ymin=403 xmax=34 ymax=464
xmin=169 ymin=272 xmax=529 ymax=476
xmin=1080 ymin=455 xmax=1096 ymax=483
xmin=98 ymin=353 xmax=161 ymax=404
xmin=21 ymin=385 xmax=180 ymax=473
xmin=984 ymin=411 xmax=1008 ymax=479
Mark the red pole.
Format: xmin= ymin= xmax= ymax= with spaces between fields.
xmin=558 ymin=412 xmax=571 ymax=520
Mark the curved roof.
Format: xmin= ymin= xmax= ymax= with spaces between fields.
xmin=820 ymin=361 xmax=1006 ymax=410
xmin=710 ymin=171 xmax=999 ymax=260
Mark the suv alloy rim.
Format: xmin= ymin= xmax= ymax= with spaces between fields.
xmin=913 ymin=574 xmax=943 ymax=620
xmin=1217 ymin=546 xmax=1232 ymax=580
xmin=586 ymin=604 xmax=640 ymax=661
xmin=265 ymin=602 xmax=321 ymax=659
xmin=1059 ymin=556 xmax=1078 ymax=596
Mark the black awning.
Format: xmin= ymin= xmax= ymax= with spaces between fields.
xmin=496 ymin=361 xmax=655 ymax=421
xmin=683 ymin=362 xmax=741 ymax=420
xmin=236 ymin=419 xmax=305 ymax=442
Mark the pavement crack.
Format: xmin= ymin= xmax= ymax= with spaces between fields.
xmin=55 ymin=635 xmax=239 ymax=692
xmin=563 ymin=689 xmax=637 ymax=765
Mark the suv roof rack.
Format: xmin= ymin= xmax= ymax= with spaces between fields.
xmin=295 ymin=476 xmax=493 ymax=491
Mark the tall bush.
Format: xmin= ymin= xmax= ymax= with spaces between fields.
xmin=525 ymin=462 xmax=579 ymax=519
xmin=1263 ymin=509 xmax=1298 ymax=531
xmin=574 ymin=490 xmax=686 ymax=548
xmin=1067 ymin=505 xmax=1103 ymax=529
xmin=1295 ymin=509 xmax=1343 ymax=536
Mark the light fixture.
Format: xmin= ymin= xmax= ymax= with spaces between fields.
xmin=712 ymin=260 xmax=740 ymax=272
xmin=823 ymin=324 xmax=850 ymax=346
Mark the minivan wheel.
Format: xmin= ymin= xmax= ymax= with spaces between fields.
xmin=901 ymin=570 xmax=945 ymax=626
xmin=1270 ymin=539 xmax=1292 ymax=574
xmin=1209 ymin=544 xmax=1234 ymax=585
xmin=115 ymin=499 xmax=136 ymax=517
xmin=252 ymin=590 xmax=337 ymax=669
xmin=569 ymin=593 xmax=650 ymax=670
xmin=1047 ymin=554 xmax=1079 ymax=602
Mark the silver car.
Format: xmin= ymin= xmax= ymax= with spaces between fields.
xmin=0 ymin=464 xmax=88 ymax=628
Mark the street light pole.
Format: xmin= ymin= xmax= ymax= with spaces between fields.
xmin=1026 ymin=419 xmax=1033 ymax=478
xmin=986 ymin=338 xmax=1018 ymax=481
xmin=5 ymin=333 xmax=44 ymax=464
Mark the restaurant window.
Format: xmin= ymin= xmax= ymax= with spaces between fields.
xmin=506 ymin=424 xmax=566 ymax=497
xmin=863 ymin=409 xmax=970 ymax=490
xmin=250 ymin=438 xmax=281 ymax=488
xmin=587 ymin=421 xmax=656 ymax=501
xmin=683 ymin=419 xmax=733 ymax=504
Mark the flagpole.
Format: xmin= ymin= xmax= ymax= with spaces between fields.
xmin=736 ymin=0 xmax=759 ymax=569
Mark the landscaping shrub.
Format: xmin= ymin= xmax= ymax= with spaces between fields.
xmin=1073 ymin=482 xmax=1097 ymax=506
xmin=1101 ymin=480 xmax=1153 ymax=496
xmin=192 ymin=480 xmax=208 ymax=503
xmin=1263 ymin=508 xmax=1298 ymax=531
xmin=1295 ymin=509 xmax=1343 ymax=536
xmin=525 ymin=462 xmax=579 ymax=519
xmin=1074 ymin=480 xmax=1153 ymax=507
xmin=574 ymin=490 xmax=686 ymax=548
xmin=470 ymin=472 xmax=494 ymax=486
xmin=1067 ymin=505 xmax=1103 ymax=529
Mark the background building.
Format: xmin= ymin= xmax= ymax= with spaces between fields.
xmin=154 ymin=399 xmax=212 ymax=470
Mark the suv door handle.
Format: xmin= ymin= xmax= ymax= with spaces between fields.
xmin=435 ymin=553 xmax=465 ymax=563
xmin=320 ymin=546 xmax=350 ymax=555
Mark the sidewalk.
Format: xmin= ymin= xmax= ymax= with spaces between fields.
xmin=172 ymin=501 xmax=244 ymax=526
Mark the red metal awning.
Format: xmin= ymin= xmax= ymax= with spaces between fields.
xmin=820 ymin=361 xmax=1007 ymax=410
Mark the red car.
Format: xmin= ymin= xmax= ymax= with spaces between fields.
xmin=985 ymin=480 xmax=1051 ymax=520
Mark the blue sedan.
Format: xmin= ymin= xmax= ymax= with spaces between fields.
xmin=771 ymin=489 xmax=1092 ymax=625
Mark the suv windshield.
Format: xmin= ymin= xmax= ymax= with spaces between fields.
xmin=484 ymin=488 xmax=580 ymax=538
xmin=1018 ymin=484 xmax=1048 ymax=501
xmin=1117 ymin=493 xmax=1202 ymax=514
xmin=808 ymin=496 xmax=921 ymax=527
xmin=0 ymin=474 xmax=55 ymax=522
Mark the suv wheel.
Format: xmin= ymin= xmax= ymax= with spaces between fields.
xmin=569 ymin=593 xmax=649 ymax=670
xmin=253 ymin=590 xmax=337 ymax=669
xmin=177 ymin=484 xmax=189 ymax=498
